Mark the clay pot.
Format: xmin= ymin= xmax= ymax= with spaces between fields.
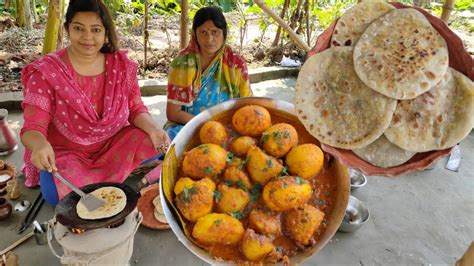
xmin=0 ymin=109 xmax=18 ymax=156
xmin=0 ymin=197 xmax=12 ymax=221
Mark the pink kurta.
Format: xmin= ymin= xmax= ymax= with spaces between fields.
xmin=21 ymin=49 xmax=157 ymax=198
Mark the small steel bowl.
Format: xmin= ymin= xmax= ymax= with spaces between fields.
xmin=338 ymin=195 xmax=370 ymax=233
xmin=349 ymin=169 xmax=367 ymax=191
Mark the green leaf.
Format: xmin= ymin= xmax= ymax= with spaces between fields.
xmin=226 ymin=152 xmax=235 ymax=163
xmin=295 ymin=176 xmax=304 ymax=185
xmin=231 ymin=211 xmax=243 ymax=220
xmin=266 ymin=159 xmax=273 ymax=168
xmin=235 ymin=180 xmax=248 ymax=191
xmin=281 ymin=166 xmax=289 ymax=176
xmin=261 ymin=132 xmax=270 ymax=144
xmin=204 ymin=166 xmax=214 ymax=175
xmin=212 ymin=190 xmax=222 ymax=203
xmin=250 ymin=183 xmax=262 ymax=202
xmin=181 ymin=186 xmax=198 ymax=203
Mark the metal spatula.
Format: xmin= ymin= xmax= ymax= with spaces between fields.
xmin=53 ymin=171 xmax=105 ymax=211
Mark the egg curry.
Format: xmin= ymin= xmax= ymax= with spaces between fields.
xmin=173 ymin=105 xmax=336 ymax=264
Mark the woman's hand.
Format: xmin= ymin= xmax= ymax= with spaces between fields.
xmin=148 ymin=127 xmax=171 ymax=153
xmin=31 ymin=141 xmax=57 ymax=172
xmin=21 ymin=130 xmax=58 ymax=172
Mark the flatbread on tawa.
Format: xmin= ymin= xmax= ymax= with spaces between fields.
xmin=331 ymin=1 xmax=394 ymax=47
xmin=353 ymin=8 xmax=449 ymax=100
xmin=294 ymin=47 xmax=397 ymax=149
xmin=385 ymin=68 xmax=474 ymax=152
xmin=76 ymin=186 xmax=127 ymax=220
xmin=353 ymin=135 xmax=416 ymax=168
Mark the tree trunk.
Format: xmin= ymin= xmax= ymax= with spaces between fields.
xmin=144 ymin=0 xmax=149 ymax=71
xmin=254 ymin=0 xmax=311 ymax=51
xmin=56 ymin=0 xmax=66 ymax=50
xmin=271 ymin=0 xmax=290 ymax=47
xmin=31 ymin=0 xmax=40 ymax=24
xmin=305 ymin=0 xmax=310 ymax=46
xmin=180 ymin=0 xmax=189 ymax=49
xmin=42 ymin=0 xmax=61 ymax=55
xmin=24 ymin=0 xmax=34 ymax=30
xmin=5 ymin=0 xmax=10 ymax=10
xmin=16 ymin=0 xmax=24 ymax=27
xmin=440 ymin=0 xmax=455 ymax=23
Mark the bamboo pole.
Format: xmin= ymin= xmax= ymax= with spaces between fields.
xmin=271 ymin=0 xmax=290 ymax=47
xmin=42 ymin=0 xmax=61 ymax=55
xmin=440 ymin=0 xmax=455 ymax=23
xmin=180 ymin=0 xmax=189 ymax=49
xmin=254 ymin=0 xmax=311 ymax=51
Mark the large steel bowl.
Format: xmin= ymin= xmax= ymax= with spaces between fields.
xmin=160 ymin=97 xmax=350 ymax=264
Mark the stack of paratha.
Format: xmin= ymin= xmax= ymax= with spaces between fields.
xmin=294 ymin=1 xmax=474 ymax=169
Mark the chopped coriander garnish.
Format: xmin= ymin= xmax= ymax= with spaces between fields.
xmin=212 ymin=190 xmax=222 ymax=203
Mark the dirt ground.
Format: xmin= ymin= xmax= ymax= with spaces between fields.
xmin=0 ymin=10 xmax=472 ymax=93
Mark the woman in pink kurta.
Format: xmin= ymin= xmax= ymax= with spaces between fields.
xmin=20 ymin=0 xmax=170 ymax=205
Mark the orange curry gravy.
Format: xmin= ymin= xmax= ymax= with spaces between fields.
xmin=177 ymin=108 xmax=338 ymax=264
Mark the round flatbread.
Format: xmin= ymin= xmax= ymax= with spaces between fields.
xmin=353 ymin=135 xmax=416 ymax=168
xmin=76 ymin=186 xmax=127 ymax=220
xmin=294 ymin=47 xmax=397 ymax=149
xmin=385 ymin=68 xmax=474 ymax=152
xmin=152 ymin=195 xmax=164 ymax=214
xmin=331 ymin=1 xmax=394 ymax=47
xmin=353 ymin=8 xmax=449 ymax=100
xmin=154 ymin=209 xmax=168 ymax=224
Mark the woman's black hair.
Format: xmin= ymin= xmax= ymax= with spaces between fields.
xmin=64 ymin=0 xmax=118 ymax=53
xmin=192 ymin=6 xmax=228 ymax=40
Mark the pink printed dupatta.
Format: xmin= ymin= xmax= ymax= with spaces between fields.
xmin=21 ymin=49 xmax=147 ymax=189
xmin=21 ymin=49 xmax=136 ymax=145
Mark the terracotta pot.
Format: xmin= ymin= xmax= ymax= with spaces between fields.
xmin=0 ymin=197 xmax=13 ymax=221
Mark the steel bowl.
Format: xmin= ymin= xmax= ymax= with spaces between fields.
xmin=160 ymin=97 xmax=350 ymax=264
xmin=349 ymin=169 xmax=367 ymax=191
xmin=338 ymin=195 xmax=370 ymax=233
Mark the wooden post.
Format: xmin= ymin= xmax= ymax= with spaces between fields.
xmin=440 ymin=0 xmax=455 ymax=23
xmin=254 ymin=0 xmax=311 ymax=51
xmin=42 ymin=0 xmax=61 ymax=55
xmin=180 ymin=0 xmax=189 ymax=49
